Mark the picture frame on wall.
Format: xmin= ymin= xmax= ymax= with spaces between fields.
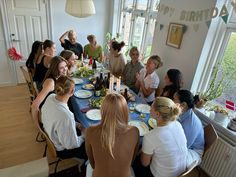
xmin=166 ymin=23 xmax=185 ymax=49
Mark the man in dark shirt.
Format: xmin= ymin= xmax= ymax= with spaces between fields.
xmin=59 ymin=30 xmax=83 ymax=59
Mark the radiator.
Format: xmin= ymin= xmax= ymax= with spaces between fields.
xmin=201 ymin=137 xmax=236 ymax=177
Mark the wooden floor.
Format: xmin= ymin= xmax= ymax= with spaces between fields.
xmin=0 ymin=84 xmax=207 ymax=176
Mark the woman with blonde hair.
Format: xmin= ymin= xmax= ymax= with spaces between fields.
xmin=83 ymin=34 xmax=104 ymax=62
xmin=85 ymin=93 xmax=139 ymax=177
xmin=122 ymin=46 xmax=144 ymax=94
xmin=134 ymin=97 xmax=187 ymax=177
xmin=135 ymin=55 xmax=163 ymax=105
xmin=59 ymin=30 xmax=83 ymax=59
xmin=41 ymin=76 xmax=87 ymax=161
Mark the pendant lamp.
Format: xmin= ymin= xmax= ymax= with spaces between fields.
xmin=65 ymin=0 xmax=96 ymax=18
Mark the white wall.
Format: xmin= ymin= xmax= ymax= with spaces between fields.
xmin=151 ymin=0 xmax=216 ymax=89
xmin=50 ymin=0 xmax=112 ymax=54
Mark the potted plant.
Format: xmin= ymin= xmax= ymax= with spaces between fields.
xmin=195 ymin=62 xmax=230 ymax=108
xmin=210 ymin=105 xmax=229 ymax=124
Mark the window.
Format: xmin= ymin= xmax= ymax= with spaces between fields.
xmin=213 ymin=31 xmax=236 ymax=106
xmin=117 ymin=0 xmax=159 ymax=62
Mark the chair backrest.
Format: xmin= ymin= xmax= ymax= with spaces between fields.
xmin=34 ymin=111 xmax=58 ymax=158
xmin=20 ymin=66 xmax=38 ymax=99
xmin=203 ymin=124 xmax=218 ymax=156
xmin=179 ymin=160 xmax=198 ymax=177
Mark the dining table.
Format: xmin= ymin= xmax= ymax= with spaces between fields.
xmin=70 ymin=73 xmax=156 ymax=137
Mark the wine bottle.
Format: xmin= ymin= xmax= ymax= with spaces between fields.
xmin=94 ymin=77 xmax=100 ymax=97
xmin=124 ymin=88 xmax=129 ymax=102
xmin=92 ymin=58 xmax=97 ymax=70
xmin=106 ymin=72 xmax=110 ymax=89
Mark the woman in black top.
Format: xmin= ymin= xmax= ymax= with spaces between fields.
xmin=160 ymin=69 xmax=183 ymax=100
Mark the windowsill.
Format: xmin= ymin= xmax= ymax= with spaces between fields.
xmin=194 ymin=108 xmax=236 ymax=146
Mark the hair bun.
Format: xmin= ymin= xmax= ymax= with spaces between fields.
xmin=120 ymin=41 xmax=125 ymax=47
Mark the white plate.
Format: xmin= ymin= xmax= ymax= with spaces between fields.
xmin=135 ymin=104 xmax=150 ymax=114
xmin=128 ymin=120 xmax=149 ymax=136
xmin=74 ymin=90 xmax=93 ymax=99
xmin=86 ymin=109 xmax=101 ymax=120
xmin=148 ymin=118 xmax=157 ymax=129
xmin=82 ymin=84 xmax=94 ymax=90
xmin=72 ymin=78 xmax=84 ymax=85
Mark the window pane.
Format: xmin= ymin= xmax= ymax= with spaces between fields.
xmin=124 ymin=0 xmax=133 ymax=9
xmin=136 ymin=0 xmax=148 ymax=10
xmin=132 ymin=16 xmax=145 ymax=49
xmin=210 ymin=32 xmax=236 ymax=114
xmin=143 ymin=18 xmax=156 ymax=63
xmin=152 ymin=0 xmax=160 ymax=11
xmin=119 ymin=12 xmax=132 ymax=44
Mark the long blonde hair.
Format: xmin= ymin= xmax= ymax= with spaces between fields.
xmin=100 ymin=93 xmax=129 ymax=158
xmin=152 ymin=97 xmax=181 ymax=123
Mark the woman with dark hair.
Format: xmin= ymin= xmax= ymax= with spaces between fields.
xmin=60 ymin=50 xmax=77 ymax=75
xmin=160 ymin=69 xmax=183 ymax=100
xmin=26 ymin=40 xmax=43 ymax=76
xmin=31 ymin=56 xmax=68 ymax=121
xmin=107 ymin=40 xmax=126 ymax=77
xmin=33 ymin=39 xmax=56 ymax=90
xmin=173 ymin=89 xmax=204 ymax=167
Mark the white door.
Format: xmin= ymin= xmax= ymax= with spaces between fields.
xmin=5 ymin=0 xmax=48 ymax=83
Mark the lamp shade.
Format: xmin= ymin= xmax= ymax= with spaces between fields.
xmin=65 ymin=0 xmax=96 ymax=18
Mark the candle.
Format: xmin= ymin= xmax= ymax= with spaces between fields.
xmin=109 ymin=75 xmax=114 ymax=93
xmin=116 ymin=76 xmax=121 ymax=94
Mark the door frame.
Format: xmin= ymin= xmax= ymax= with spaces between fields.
xmin=0 ymin=0 xmax=53 ymax=86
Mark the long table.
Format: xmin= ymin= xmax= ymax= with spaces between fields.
xmin=70 ymin=78 xmax=151 ymax=130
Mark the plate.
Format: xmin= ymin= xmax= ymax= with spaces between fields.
xmin=72 ymin=78 xmax=84 ymax=85
xmin=86 ymin=109 xmax=101 ymax=120
xmin=82 ymin=84 xmax=94 ymax=90
xmin=148 ymin=118 xmax=157 ymax=129
xmin=135 ymin=104 xmax=150 ymax=114
xmin=74 ymin=90 xmax=93 ymax=99
xmin=128 ymin=121 xmax=149 ymax=136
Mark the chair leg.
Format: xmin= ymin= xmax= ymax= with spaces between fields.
xmin=54 ymin=159 xmax=61 ymax=173
xmin=43 ymin=144 xmax=47 ymax=157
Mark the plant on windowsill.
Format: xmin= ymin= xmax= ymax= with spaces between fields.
xmin=210 ymin=105 xmax=229 ymax=124
xmin=195 ymin=62 xmax=230 ymax=108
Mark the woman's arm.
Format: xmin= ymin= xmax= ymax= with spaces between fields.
xmin=85 ymin=129 xmax=95 ymax=169
xmin=59 ymin=31 xmax=69 ymax=44
xmin=140 ymin=81 xmax=155 ymax=97
xmin=31 ymin=79 xmax=55 ymax=120
xmin=140 ymin=152 xmax=152 ymax=167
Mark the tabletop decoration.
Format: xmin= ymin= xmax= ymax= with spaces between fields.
xmin=109 ymin=75 xmax=114 ymax=93
xmin=116 ymin=76 xmax=121 ymax=94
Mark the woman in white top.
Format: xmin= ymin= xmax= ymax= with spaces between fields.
xmin=135 ymin=55 xmax=163 ymax=105
xmin=107 ymin=40 xmax=126 ymax=77
xmin=134 ymin=97 xmax=188 ymax=177
xmin=41 ymin=76 xmax=87 ymax=160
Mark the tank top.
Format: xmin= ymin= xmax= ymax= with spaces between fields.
xmin=33 ymin=56 xmax=49 ymax=82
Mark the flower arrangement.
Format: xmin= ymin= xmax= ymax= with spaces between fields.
xmin=210 ymin=105 xmax=228 ymax=115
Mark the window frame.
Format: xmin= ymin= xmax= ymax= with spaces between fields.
xmin=116 ymin=0 xmax=158 ymax=60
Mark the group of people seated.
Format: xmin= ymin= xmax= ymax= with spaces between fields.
xmin=26 ymin=29 xmax=205 ymax=177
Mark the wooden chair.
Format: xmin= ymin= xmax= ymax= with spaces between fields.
xmin=203 ymin=124 xmax=218 ymax=156
xmin=179 ymin=160 xmax=198 ymax=177
xmin=34 ymin=111 xmax=83 ymax=173
xmin=197 ymin=123 xmax=218 ymax=176
xmin=20 ymin=66 xmax=38 ymax=111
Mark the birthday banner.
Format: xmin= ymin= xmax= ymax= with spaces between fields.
xmin=156 ymin=0 xmax=236 ymax=24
